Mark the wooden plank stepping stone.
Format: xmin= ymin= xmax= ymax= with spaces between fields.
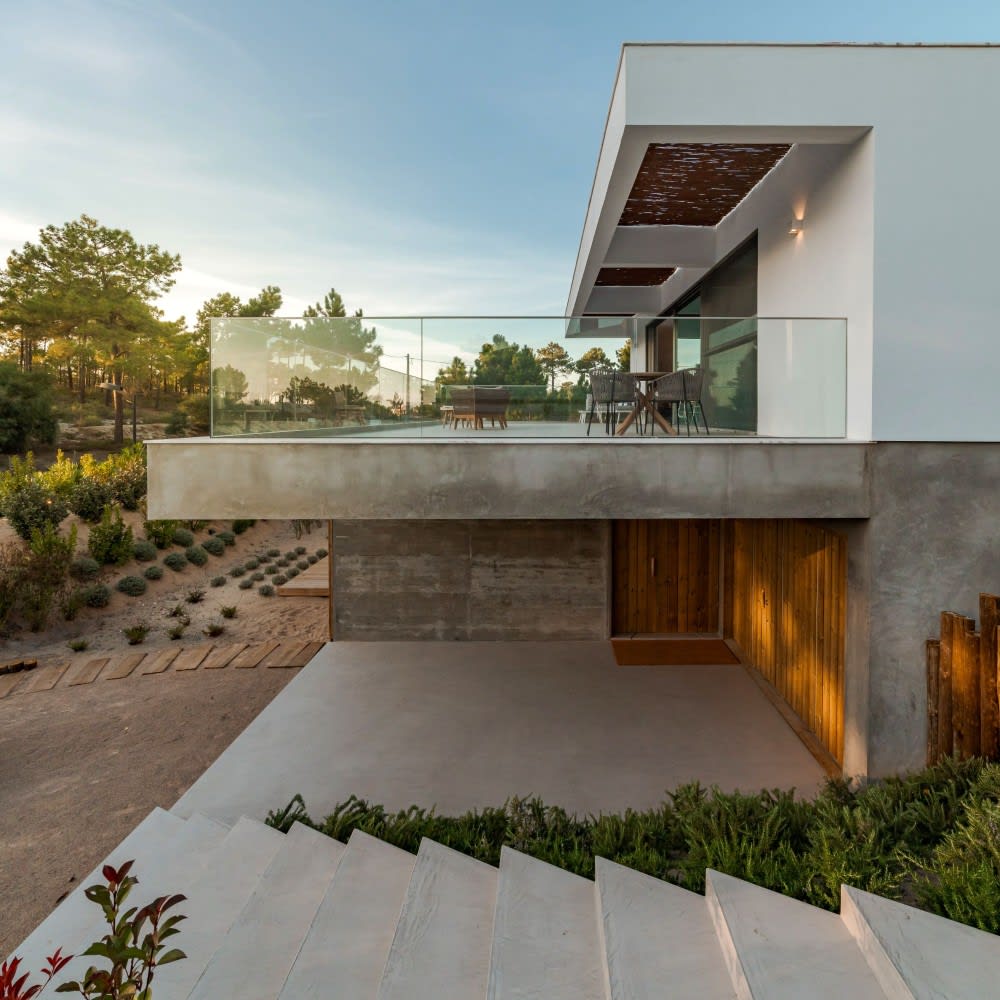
xmin=202 ymin=643 xmax=248 ymax=670
xmin=101 ymin=652 xmax=149 ymax=680
xmin=65 ymin=657 xmax=110 ymax=686
xmin=20 ymin=662 xmax=70 ymax=693
xmin=264 ymin=640 xmax=325 ymax=668
xmin=139 ymin=648 xmax=181 ymax=675
xmin=276 ymin=558 xmax=329 ymax=598
xmin=0 ymin=671 xmax=25 ymax=699
xmin=230 ymin=641 xmax=281 ymax=670
xmin=173 ymin=646 xmax=213 ymax=671
xmin=257 ymin=641 xmax=307 ymax=668
xmin=0 ymin=658 xmax=37 ymax=675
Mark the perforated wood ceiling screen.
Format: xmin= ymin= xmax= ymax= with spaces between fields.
xmin=619 ymin=143 xmax=791 ymax=227
xmin=595 ymin=267 xmax=677 ymax=286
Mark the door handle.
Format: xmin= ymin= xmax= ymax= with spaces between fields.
xmin=650 ymin=557 xmax=657 ymax=577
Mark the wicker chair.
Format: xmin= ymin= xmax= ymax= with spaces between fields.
xmin=587 ymin=369 xmax=636 ymax=436
xmin=449 ymin=387 xmax=477 ymax=428
xmin=448 ymin=387 xmax=510 ymax=429
xmin=650 ymin=367 xmax=709 ymax=436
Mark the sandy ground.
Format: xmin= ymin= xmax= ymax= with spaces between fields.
xmin=0 ymin=519 xmax=329 ymax=956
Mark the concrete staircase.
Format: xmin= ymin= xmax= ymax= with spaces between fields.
xmin=10 ymin=809 xmax=1000 ymax=999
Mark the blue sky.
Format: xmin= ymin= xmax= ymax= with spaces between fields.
xmin=3 ymin=0 xmax=999 ymax=322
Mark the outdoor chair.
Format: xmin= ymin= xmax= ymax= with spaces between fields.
xmin=473 ymin=387 xmax=510 ymax=429
xmin=650 ymin=367 xmax=709 ymax=436
xmin=333 ymin=390 xmax=366 ymax=426
xmin=587 ymin=368 xmax=635 ymax=436
xmin=449 ymin=387 xmax=477 ymax=428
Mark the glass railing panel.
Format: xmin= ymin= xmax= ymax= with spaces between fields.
xmin=210 ymin=315 xmax=846 ymax=439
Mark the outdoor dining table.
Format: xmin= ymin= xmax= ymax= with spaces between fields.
xmin=615 ymin=372 xmax=677 ymax=436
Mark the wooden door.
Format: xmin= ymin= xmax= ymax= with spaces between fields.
xmin=612 ymin=520 xmax=721 ymax=635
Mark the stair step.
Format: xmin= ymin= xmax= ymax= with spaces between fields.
xmin=186 ymin=822 xmax=345 ymax=1000
xmin=9 ymin=808 xmax=186 ymax=973
xmin=841 ymin=884 xmax=1000 ymax=999
xmin=151 ymin=816 xmax=286 ymax=1000
xmin=596 ymin=857 xmax=735 ymax=999
xmin=278 ymin=830 xmax=417 ymax=999
xmin=706 ymin=870 xmax=886 ymax=999
xmin=487 ymin=847 xmax=604 ymax=1000
xmin=378 ymin=838 xmax=499 ymax=1000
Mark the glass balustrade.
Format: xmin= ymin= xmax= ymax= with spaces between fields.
xmin=209 ymin=315 xmax=846 ymax=439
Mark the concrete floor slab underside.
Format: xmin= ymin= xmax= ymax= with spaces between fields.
xmin=172 ymin=641 xmax=825 ymax=824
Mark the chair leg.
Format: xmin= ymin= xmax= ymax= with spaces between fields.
xmin=697 ymin=402 xmax=709 ymax=435
xmin=587 ymin=398 xmax=596 ymax=436
xmin=685 ymin=402 xmax=692 ymax=437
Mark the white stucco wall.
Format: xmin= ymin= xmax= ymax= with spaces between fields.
xmin=576 ymin=44 xmax=1000 ymax=442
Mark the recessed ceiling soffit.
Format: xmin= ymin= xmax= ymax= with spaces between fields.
xmin=619 ymin=143 xmax=791 ymax=227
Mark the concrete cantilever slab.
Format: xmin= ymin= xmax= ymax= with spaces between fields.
xmin=841 ymin=884 xmax=1000 ymax=1000
xmin=147 ymin=438 xmax=871 ymax=521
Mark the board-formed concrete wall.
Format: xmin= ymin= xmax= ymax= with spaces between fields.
xmin=864 ymin=443 xmax=1000 ymax=776
xmin=332 ymin=520 xmax=610 ymax=641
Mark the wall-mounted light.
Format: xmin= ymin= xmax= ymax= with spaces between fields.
xmin=788 ymin=216 xmax=804 ymax=236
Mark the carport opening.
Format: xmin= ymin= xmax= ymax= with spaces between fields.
xmin=611 ymin=518 xmax=847 ymax=771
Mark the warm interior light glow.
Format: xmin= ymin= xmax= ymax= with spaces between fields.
xmin=788 ymin=217 xmax=804 ymax=236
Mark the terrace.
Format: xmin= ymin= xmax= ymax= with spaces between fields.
xmin=209 ymin=314 xmax=848 ymax=441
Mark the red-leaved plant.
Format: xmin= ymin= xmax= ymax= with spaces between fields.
xmin=0 ymin=861 xmax=186 ymax=1000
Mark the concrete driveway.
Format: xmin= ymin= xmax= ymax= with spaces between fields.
xmin=173 ymin=641 xmax=825 ymax=824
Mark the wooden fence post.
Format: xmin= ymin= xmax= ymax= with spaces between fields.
xmin=950 ymin=613 xmax=981 ymax=759
xmin=938 ymin=613 xmax=956 ymax=760
xmin=927 ymin=639 xmax=940 ymax=766
xmin=980 ymin=595 xmax=1000 ymax=760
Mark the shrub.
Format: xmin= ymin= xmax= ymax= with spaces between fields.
xmin=284 ymin=551 xmax=296 ymax=560
xmin=210 ymin=575 xmax=226 ymax=587
xmin=273 ymin=574 xmax=287 ymax=585
xmin=80 ymin=583 xmax=111 ymax=608
xmin=172 ymin=527 xmax=194 ymax=547
xmin=185 ymin=545 xmax=208 ymax=567
xmin=144 ymin=564 xmax=164 ymax=581
xmin=286 ymin=567 xmax=299 ymax=578
xmin=166 ymin=392 xmax=209 ymax=435
xmin=116 ymin=575 xmax=147 ymax=597
xmin=229 ymin=564 xmax=246 ymax=577
xmin=295 ymin=545 xmax=307 ymax=555
xmin=60 ymin=588 xmax=85 ymax=621
xmin=307 ymin=554 xmax=318 ymax=564
xmin=103 ymin=443 xmax=147 ymax=510
xmin=88 ymin=506 xmax=133 ymax=566
xmin=203 ymin=621 xmax=225 ymax=637
xmin=296 ymin=560 xmax=309 ymax=571
xmin=69 ymin=555 xmax=100 ymax=581
xmin=132 ymin=539 xmax=158 ymax=562
xmin=217 ymin=530 xmax=236 ymax=546
xmin=186 ymin=588 xmax=205 ymax=604
xmin=164 ymin=552 xmax=187 ymax=571
xmin=276 ymin=558 xmax=290 ymax=568
xmin=167 ymin=622 xmax=186 ymax=640
xmin=264 ymin=565 xmax=278 ymax=575
xmin=166 ymin=603 xmax=188 ymax=619
xmin=185 ymin=519 xmax=209 ymax=532
xmin=5 ymin=479 xmax=69 ymax=540
xmin=68 ymin=638 xmax=89 ymax=652
xmin=250 ymin=571 xmax=265 ymax=582
xmin=201 ymin=536 xmax=225 ymax=556
xmin=238 ymin=578 xmax=253 ymax=590
xmin=68 ymin=476 xmax=114 ymax=523
xmin=39 ymin=449 xmax=80 ymax=501
xmin=244 ymin=556 xmax=260 ymax=570
xmin=258 ymin=584 xmax=275 ymax=597
xmin=232 ymin=519 xmax=256 ymax=534
xmin=220 ymin=605 xmax=237 ymax=619
xmin=123 ymin=623 xmax=150 ymax=644
xmin=315 ymin=547 xmax=328 ymax=558
xmin=257 ymin=553 xmax=271 ymax=563
xmin=21 ymin=522 xmax=77 ymax=630
xmin=144 ymin=519 xmax=178 ymax=549
xmin=266 ymin=548 xmax=281 ymax=557
xmin=0 ymin=362 xmax=58 ymax=452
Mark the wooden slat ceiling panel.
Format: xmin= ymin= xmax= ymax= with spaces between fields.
xmin=619 ymin=143 xmax=792 ymax=227
xmin=595 ymin=267 xmax=676 ymax=286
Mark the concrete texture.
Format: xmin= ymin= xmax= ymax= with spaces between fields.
xmin=865 ymin=443 xmax=1000 ymax=775
xmin=333 ymin=520 xmax=609 ymax=640
xmin=172 ymin=641 xmax=824 ymax=823
xmin=146 ymin=438 xmax=871 ymax=521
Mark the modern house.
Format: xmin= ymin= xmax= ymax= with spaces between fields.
xmin=148 ymin=42 xmax=1000 ymax=784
